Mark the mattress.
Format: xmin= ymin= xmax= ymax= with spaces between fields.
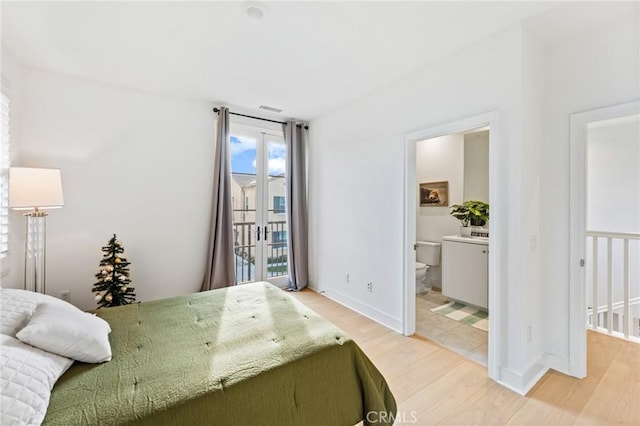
xmin=43 ymin=282 xmax=396 ymax=425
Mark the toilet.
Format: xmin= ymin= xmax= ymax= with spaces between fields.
xmin=415 ymin=241 xmax=441 ymax=294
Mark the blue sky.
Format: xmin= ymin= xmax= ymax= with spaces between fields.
xmin=230 ymin=135 xmax=256 ymax=174
xmin=230 ymin=135 xmax=286 ymax=176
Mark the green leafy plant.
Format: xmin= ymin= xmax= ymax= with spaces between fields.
xmin=449 ymin=200 xmax=490 ymax=227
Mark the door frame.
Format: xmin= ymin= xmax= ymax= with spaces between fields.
xmin=403 ymin=111 xmax=500 ymax=381
xmin=568 ymin=100 xmax=640 ymax=378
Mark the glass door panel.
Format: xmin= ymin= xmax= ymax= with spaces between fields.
xmin=230 ymin=133 xmax=258 ymax=283
xmin=230 ymin=129 xmax=288 ymax=287
xmin=264 ymin=137 xmax=288 ymax=285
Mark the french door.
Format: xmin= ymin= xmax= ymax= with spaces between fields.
xmin=230 ymin=126 xmax=288 ymax=287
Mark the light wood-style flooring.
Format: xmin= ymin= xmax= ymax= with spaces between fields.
xmin=290 ymin=288 xmax=640 ymax=425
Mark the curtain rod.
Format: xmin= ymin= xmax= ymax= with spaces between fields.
xmin=212 ymin=107 xmax=309 ymax=130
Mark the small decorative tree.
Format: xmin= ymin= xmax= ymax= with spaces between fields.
xmin=92 ymin=234 xmax=136 ymax=308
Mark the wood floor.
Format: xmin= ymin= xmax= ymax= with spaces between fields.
xmin=290 ymin=289 xmax=640 ymax=425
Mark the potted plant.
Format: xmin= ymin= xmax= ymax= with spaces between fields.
xmin=449 ymin=200 xmax=489 ymax=236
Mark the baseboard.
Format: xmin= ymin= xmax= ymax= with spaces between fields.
xmin=543 ymin=352 xmax=570 ymax=375
xmin=522 ymin=357 xmax=549 ymax=395
xmin=311 ymin=287 xmax=403 ymax=333
xmin=497 ymin=355 xmax=548 ymax=395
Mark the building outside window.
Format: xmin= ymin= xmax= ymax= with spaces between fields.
xmin=273 ymin=196 xmax=285 ymax=214
xmin=272 ymin=230 xmax=287 ymax=249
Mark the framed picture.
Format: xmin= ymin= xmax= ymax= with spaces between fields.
xmin=419 ymin=181 xmax=449 ymax=207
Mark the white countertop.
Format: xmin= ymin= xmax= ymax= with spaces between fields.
xmin=442 ymin=235 xmax=489 ymax=245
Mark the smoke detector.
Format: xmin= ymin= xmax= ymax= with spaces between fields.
xmin=243 ymin=2 xmax=267 ymax=20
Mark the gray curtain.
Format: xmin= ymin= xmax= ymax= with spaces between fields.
xmin=201 ymin=107 xmax=236 ymax=291
xmin=283 ymin=121 xmax=308 ymax=291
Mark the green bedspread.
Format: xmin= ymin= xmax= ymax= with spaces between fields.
xmin=44 ymin=282 xmax=396 ymax=425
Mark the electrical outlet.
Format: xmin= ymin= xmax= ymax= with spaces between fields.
xmin=59 ymin=290 xmax=71 ymax=302
xmin=345 ymin=273 xmax=350 ymax=284
xmin=367 ymin=282 xmax=373 ymax=292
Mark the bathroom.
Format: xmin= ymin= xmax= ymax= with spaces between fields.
xmin=414 ymin=126 xmax=490 ymax=366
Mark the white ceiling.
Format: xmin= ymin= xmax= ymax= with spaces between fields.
xmin=0 ymin=2 xmax=632 ymax=120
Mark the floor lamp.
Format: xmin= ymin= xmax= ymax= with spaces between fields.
xmin=9 ymin=167 xmax=64 ymax=294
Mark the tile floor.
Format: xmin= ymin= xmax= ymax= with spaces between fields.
xmin=416 ymin=288 xmax=488 ymax=366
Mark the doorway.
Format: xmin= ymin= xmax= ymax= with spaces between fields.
xmin=569 ymin=101 xmax=640 ymax=378
xmin=230 ymin=125 xmax=289 ymax=287
xmin=414 ymin=127 xmax=490 ymax=366
xmin=403 ymin=111 xmax=501 ymax=381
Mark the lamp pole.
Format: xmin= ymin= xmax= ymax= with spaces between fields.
xmin=24 ymin=207 xmax=48 ymax=293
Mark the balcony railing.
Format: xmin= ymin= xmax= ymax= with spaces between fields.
xmin=233 ymin=216 xmax=288 ymax=284
xmin=586 ymin=231 xmax=640 ymax=343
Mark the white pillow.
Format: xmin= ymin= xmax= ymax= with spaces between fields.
xmin=0 ymin=334 xmax=74 ymax=426
xmin=16 ymin=302 xmax=112 ymax=363
xmin=0 ymin=289 xmax=69 ymax=337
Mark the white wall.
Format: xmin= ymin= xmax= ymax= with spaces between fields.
xmin=415 ymin=133 xmax=464 ymax=288
xmin=416 ymin=133 xmax=464 ymax=243
xmin=463 ymin=130 xmax=489 ymax=202
xmin=541 ymin=14 xmax=640 ymax=367
xmin=308 ymin=23 xmax=544 ymax=390
xmin=520 ymin=26 xmax=546 ymax=378
xmin=587 ymin=116 xmax=640 ymax=233
xmin=415 ymin=131 xmax=490 ymax=244
xmin=4 ymin=66 xmax=217 ymax=310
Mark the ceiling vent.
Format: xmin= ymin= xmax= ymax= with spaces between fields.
xmin=259 ymin=105 xmax=283 ymax=113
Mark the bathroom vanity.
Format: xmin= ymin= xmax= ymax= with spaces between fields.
xmin=442 ymin=235 xmax=488 ymax=310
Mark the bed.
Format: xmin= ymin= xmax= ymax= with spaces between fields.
xmin=42 ymin=282 xmax=396 ymax=425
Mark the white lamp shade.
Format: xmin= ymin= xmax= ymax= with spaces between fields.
xmin=9 ymin=167 xmax=64 ymax=210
